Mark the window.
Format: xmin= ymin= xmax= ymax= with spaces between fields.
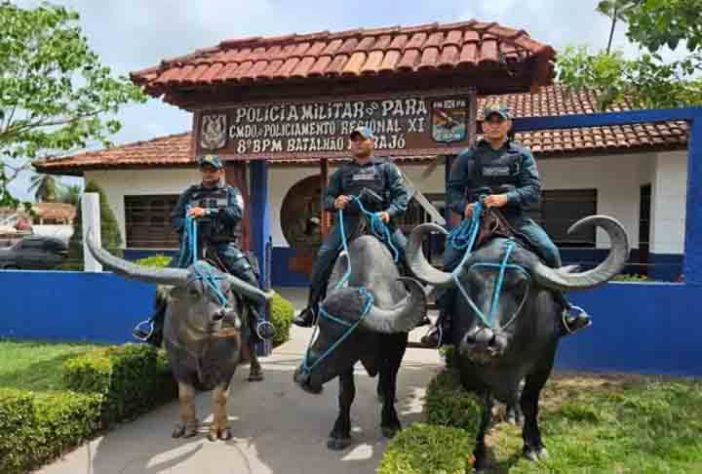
xmin=527 ymin=189 xmax=598 ymax=248
xmin=124 ymin=195 xmax=180 ymax=249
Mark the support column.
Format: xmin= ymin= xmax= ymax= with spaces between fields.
xmin=684 ymin=114 xmax=702 ymax=285
xmin=250 ymin=160 xmax=272 ymax=356
xmin=320 ymin=158 xmax=331 ymax=236
xmin=81 ymin=192 xmax=102 ymax=272
xmin=224 ymin=162 xmax=250 ymax=251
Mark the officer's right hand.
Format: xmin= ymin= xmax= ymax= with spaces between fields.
xmin=188 ymin=207 xmax=207 ymax=218
xmin=334 ymin=195 xmax=351 ymax=209
xmin=464 ymin=203 xmax=475 ymax=219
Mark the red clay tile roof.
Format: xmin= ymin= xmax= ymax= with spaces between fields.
xmin=131 ymin=20 xmax=555 ymax=96
xmin=34 ymin=86 xmax=688 ymax=174
xmin=34 ymin=132 xmax=195 ymax=175
xmin=34 ymin=202 xmax=76 ymax=222
xmin=481 ymin=86 xmax=688 ymax=155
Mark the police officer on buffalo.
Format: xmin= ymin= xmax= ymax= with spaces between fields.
xmin=422 ymin=105 xmax=591 ymax=347
xmin=294 ymin=126 xmax=411 ymax=327
xmin=134 ymin=154 xmax=274 ymax=345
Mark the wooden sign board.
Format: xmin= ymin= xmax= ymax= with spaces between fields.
xmin=195 ymin=88 xmax=476 ymax=160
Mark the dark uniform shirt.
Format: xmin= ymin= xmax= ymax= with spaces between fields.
xmin=447 ymin=139 xmax=541 ymax=218
xmin=171 ymin=181 xmax=245 ymax=243
xmin=323 ymin=156 xmax=411 ymax=223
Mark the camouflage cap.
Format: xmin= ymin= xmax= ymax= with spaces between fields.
xmin=483 ymin=104 xmax=512 ymax=120
xmin=197 ymin=154 xmax=223 ymax=169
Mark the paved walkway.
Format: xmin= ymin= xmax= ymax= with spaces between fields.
xmin=39 ymin=289 xmax=442 ymax=474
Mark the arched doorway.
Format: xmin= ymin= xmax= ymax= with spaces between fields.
xmin=280 ymin=175 xmax=324 ymax=277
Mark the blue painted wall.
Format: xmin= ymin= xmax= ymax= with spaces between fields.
xmin=1 ymin=270 xmax=700 ymax=376
xmin=557 ymin=282 xmax=702 ymax=377
xmin=0 ymin=270 xmax=154 ymax=345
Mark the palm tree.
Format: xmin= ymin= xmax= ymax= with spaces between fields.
xmin=59 ymin=184 xmax=82 ymax=205
xmin=597 ymin=0 xmax=638 ymax=54
xmin=29 ymin=173 xmax=60 ymax=202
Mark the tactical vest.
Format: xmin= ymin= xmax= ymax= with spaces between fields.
xmin=340 ymin=161 xmax=389 ymax=213
xmin=466 ymin=145 xmax=522 ymax=206
xmin=188 ymin=185 xmax=241 ymax=242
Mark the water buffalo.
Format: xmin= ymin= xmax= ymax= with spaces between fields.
xmin=406 ymin=215 xmax=628 ymax=472
xmin=293 ymin=235 xmax=427 ymax=450
xmin=86 ymin=233 xmax=273 ymax=441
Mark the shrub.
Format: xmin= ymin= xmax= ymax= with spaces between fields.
xmin=135 ymin=254 xmax=173 ymax=268
xmin=377 ymin=423 xmax=471 ymax=474
xmin=425 ymin=370 xmax=482 ymax=436
xmin=269 ymin=292 xmax=295 ymax=347
xmin=63 ymin=344 xmax=177 ymax=426
xmin=64 ymin=181 xmax=123 ymax=270
xmin=0 ymin=389 xmax=102 ymax=474
xmin=0 ymin=389 xmax=35 ymax=473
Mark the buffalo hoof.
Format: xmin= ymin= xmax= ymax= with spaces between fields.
xmin=219 ymin=427 xmax=233 ymax=440
xmin=381 ymin=424 xmax=401 ymax=439
xmin=172 ymin=422 xmax=198 ymax=439
xmin=327 ymin=437 xmax=352 ymax=451
xmin=524 ymin=446 xmax=549 ymax=462
xmin=208 ymin=427 xmax=233 ymax=441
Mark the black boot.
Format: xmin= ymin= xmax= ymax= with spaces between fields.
xmin=421 ymin=311 xmax=450 ymax=348
xmin=554 ymin=292 xmax=592 ymax=336
xmin=293 ymin=306 xmax=317 ymax=328
xmin=248 ymin=305 xmax=276 ymax=340
xmin=133 ymin=304 xmax=165 ymax=347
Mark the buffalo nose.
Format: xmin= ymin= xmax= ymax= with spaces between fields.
xmin=212 ymin=310 xmax=225 ymax=321
xmin=465 ymin=327 xmax=495 ymax=346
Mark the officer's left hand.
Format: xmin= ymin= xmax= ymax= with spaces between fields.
xmin=378 ymin=211 xmax=391 ymax=223
xmin=484 ymin=194 xmax=509 ymax=208
xmin=188 ymin=207 xmax=207 ymax=218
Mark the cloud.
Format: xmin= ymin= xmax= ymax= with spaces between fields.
xmin=7 ymin=0 xmax=650 ymax=200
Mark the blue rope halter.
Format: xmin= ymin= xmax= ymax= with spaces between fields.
xmin=300 ymin=286 xmax=374 ymax=375
xmin=301 ymin=193 xmax=395 ymax=375
xmin=448 ymin=199 xmax=530 ymax=330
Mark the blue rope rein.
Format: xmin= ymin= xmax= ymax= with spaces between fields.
xmin=336 ymin=194 xmax=398 ymax=288
xmin=300 ymin=193 xmax=397 ymax=375
xmin=300 ymin=286 xmax=374 ymax=375
xmin=447 ymin=200 xmax=527 ymax=329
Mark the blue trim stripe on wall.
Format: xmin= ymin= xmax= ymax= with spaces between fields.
xmin=1 ymin=271 xmax=700 ymax=376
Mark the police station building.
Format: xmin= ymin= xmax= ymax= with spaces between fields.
xmin=35 ymin=20 xmax=689 ymax=285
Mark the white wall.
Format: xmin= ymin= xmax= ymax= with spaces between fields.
xmin=537 ymin=153 xmax=656 ymax=249
xmin=268 ymin=155 xmax=658 ymax=249
xmin=649 ymin=151 xmax=688 ymax=254
xmin=86 ymin=150 xmax=688 ymax=255
xmin=85 ymin=168 xmax=199 ymax=246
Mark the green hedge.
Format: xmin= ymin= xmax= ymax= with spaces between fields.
xmin=0 ymin=344 xmax=177 ymax=473
xmin=378 ymin=369 xmax=482 ymax=474
xmin=270 ymin=292 xmax=295 ymax=347
xmin=377 ymin=423 xmax=471 ymax=474
xmin=425 ymin=370 xmax=482 ymax=435
xmin=63 ymin=344 xmax=177 ymax=425
xmin=0 ymin=389 xmax=102 ymax=474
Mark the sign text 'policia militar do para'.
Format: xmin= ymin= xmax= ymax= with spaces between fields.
xmin=196 ymin=89 xmax=475 ymax=159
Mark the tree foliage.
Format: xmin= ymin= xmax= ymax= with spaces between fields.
xmin=0 ymin=2 xmax=144 ymax=200
xmin=558 ymin=0 xmax=702 ymax=110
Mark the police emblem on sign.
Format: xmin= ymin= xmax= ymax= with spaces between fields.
xmin=431 ymin=99 xmax=467 ymax=143
xmin=199 ymin=114 xmax=227 ymax=150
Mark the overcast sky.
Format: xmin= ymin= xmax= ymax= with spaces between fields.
xmin=9 ymin=0 xmax=640 ymax=200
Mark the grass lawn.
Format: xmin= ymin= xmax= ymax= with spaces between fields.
xmin=0 ymin=340 xmax=100 ymax=391
xmin=482 ymin=374 xmax=702 ymax=473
